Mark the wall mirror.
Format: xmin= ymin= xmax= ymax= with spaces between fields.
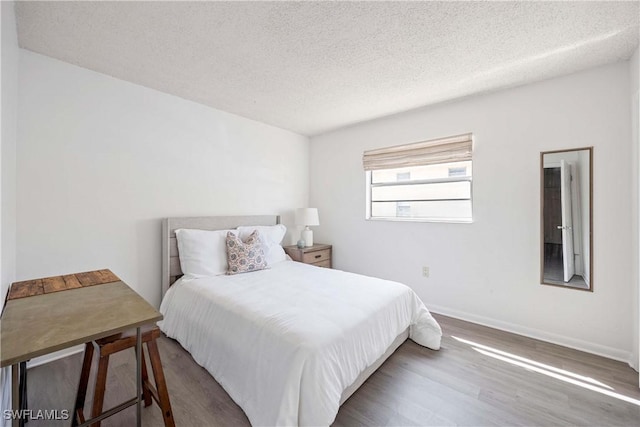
xmin=540 ymin=147 xmax=593 ymax=291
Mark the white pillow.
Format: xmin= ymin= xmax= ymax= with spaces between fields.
xmin=175 ymin=228 xmax=237 ymax=276
xmin=237 ymin=224 xmax=287 ymax=266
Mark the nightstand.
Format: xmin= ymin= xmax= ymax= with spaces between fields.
xmin=284 ymin=244 xmax=332 ymax=268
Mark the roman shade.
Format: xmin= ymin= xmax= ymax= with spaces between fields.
xmin=363 ymin=133 xmax=473 ymax=171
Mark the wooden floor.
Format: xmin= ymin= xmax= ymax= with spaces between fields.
xmin=26 ymin=314 xmax=640 ymax=426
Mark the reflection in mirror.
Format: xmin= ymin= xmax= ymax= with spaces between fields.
xmin=541 ymin=147 xmax=592 ymax=291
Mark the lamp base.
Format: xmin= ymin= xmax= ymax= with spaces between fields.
xmin=301 ymin=227 xmax=313 ymax=247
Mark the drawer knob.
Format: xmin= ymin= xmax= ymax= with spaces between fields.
xmin=315 ymin=254 xmax=321 ymax=259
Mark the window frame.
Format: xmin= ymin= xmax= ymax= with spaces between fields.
xmin=365 ymin=171 xmax=474 ymax=223
xmin=364 ymin=134 xmax=474 ymax=223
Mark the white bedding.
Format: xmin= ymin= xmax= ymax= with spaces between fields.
xmin=159 ymin=260 xmax=442 ymax=426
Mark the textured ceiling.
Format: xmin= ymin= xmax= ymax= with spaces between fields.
xmin=15 ymin=1 xmax=640 ymax=136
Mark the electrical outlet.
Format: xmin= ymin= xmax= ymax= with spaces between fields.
xmin=422 ymin=266 xmax=429 ymax=278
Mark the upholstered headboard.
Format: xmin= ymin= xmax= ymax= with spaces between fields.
xmin=162 ymin=215 xmax=280 ymax=296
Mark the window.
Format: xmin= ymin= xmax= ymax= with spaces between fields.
xmin=363 ymin=133 xmax=473 ymax=222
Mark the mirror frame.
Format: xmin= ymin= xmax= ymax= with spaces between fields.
xmin=540 ymin=147 xmax=593 ymax=291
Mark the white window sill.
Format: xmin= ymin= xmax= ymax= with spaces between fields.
xmin=366 ymin=217 xmax=474 ymax=224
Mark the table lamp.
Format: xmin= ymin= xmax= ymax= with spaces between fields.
xmin=295 ymin=208 xmax=319 ymax=247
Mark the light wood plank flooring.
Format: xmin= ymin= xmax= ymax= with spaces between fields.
xmin=25 ymin=314 xmax=640 ymax=426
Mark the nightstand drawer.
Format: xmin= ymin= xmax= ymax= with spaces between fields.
xmin=313 ymin=259 xmax=332 ymax=268
xmin=283 ymin=243 xmax=332 ymax=268
xmin=302 ymin=249 xmax=331 ymax=264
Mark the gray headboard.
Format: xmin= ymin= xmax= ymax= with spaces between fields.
xmin=162 ymin=215 xmax=280 ymax=296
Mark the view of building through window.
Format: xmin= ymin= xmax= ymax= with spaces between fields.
xmin=448 ymin=166 xmax=467 ymax=177
xmin=395 ymin=172 xmax=412 ymax=217
xmin=368 ymin=160 xmax=472 ymax=221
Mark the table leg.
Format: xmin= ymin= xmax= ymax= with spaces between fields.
xmin=18 ymin=362 xmax=27 ymax=427
xmin=136 ymin=327 xmax=141 ymax=427
xmin=11 ymin=364 xmax=18 ymax=427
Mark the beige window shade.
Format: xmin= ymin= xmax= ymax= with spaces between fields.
xmin=363 ymin=133 xmax=473 ymax=171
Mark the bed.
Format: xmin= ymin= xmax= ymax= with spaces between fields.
xmin=158 ymin=215 xmax=442 ymax=426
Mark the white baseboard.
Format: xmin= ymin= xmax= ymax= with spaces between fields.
xmin=427 ymin=304 xmax=634 ymax=368
xmin=27 ymin=345 xmax=84 ymax=368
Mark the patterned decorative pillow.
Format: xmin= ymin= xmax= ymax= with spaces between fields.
xmin=226 ymin=230 xmax=268 ymax=275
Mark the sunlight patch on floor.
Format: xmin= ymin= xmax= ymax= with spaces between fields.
xmin=451 ymin=336 xmax=612 ymax=389
xmin=451 ymin=336 xmax=640 ymax=407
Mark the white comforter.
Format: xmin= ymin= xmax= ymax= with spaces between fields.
xmin=159 ymin=261 xmax=441 ymax=426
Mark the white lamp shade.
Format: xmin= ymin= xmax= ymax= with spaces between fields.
xmin=295 ymin=208 xmax=319 ymax=226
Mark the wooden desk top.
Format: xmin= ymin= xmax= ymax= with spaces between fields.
xmin=7 ymin=269 xmax=120 ymax=300
xmin=1 ymin=274 xmax=162 ymax=367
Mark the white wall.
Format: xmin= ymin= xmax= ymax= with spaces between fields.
xmin=1 ymin=2 xmax=17 ymax=312
xmin=630 ymin=46 xmax=639 ymax=372
xmin=1 ymin=1 xmax=18 ymax=421
xmin=310 ymin=62 xmax=634 ymax=363
xmin=17 ymin=50 xmax=309 ymax=310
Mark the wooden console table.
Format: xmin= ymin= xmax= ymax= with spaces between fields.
xmin=0 ymin=269 xmax=162 ymax=427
